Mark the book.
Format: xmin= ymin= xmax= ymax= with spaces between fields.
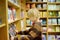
xmin=43 ymin=4 xmax=47 ymax=9
xmin=48 ymin=19 xmax=52 ymax=25
xmin=48 ymin=0 xmax=55 ymax=2
xmin=40 ymin=12 xmax=43 ymax=17
xmin=51 ymin=19 xmax=57 ymax=25
xmin=48 ymin=35 xmax=55 ymax=40
xmin=56 ymin=27 xmax=60 ymax=32
xmin=58 ymin=11 xmax=60 ymax=17
xmin=38 ymin=0 xmax=42 ymax=2
xmin=49 ymin=12 xmax=54 ymax=16
xmin=58 ymin=19 xmax=60 ymax=25
xmin=32 ymin=0 xmax=36 ymax=2
xmin=43 ymin=0 xmax=47 ymax=2
xmin=37 ymin=4 xmax=41 ymax=9
xmin=43 ymin=12 xmax=47 ymax=17
xmin=42 ymin=27 xmax=47 ymax=33
xmin=42 ymin=35 xmax=46 ymax=40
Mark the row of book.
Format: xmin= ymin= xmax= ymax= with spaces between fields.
xmin=48 ymin=11 xmax=59 ymax=17
xmin=42 ymin=26 xmax=60 ymax=33
xmin=27 ymin=0 xmax=47 ymax=2
xmin=8 ymin=7 xmax=17 ymax=22
xmin=48 ymin=0 xmax=60 ymax=2
xmin=26 ymin=0 xmax=60 ymax=2
xmin=48 ymin=19 xmax=60 ymax=25
xmin=26 ymin=4 xmax=47 ymax=10
xmin=48 ymin=5 xmax=60 ymax=10
xmin=48 ymin=35 xmax=60 ymax=40
xmin=48 ymin=26 xmax=60 ymax=32
xmin=42 ymin=35 xmax=60 ymax=40
xmin=9 ymin=0 xmax=18 ymax=4
xmin=39 ymin=12 xmax=47 ymax=17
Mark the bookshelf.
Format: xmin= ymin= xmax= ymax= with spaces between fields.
xmin=25 ymin=0 xmax=60 ymax=40
xmin=0 ymin=0 xmax=21 ymax=40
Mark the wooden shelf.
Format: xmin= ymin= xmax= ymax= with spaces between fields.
xmin=48 ymin=24 xmax=60 ymax=26
xmin=0 ymin=24 xmax=6 ymax=28
xmin=40 ymin=17 xmax=47 ymax=18
xmin=8 ymin=0 xmax=20 ymax=9
xmin=48 ymin=32 xmax=60 ymax=35
xmin=26 ymin=2 xmax=47 ymax=4
xmin=8 ymin=19 xmax=20 ymax=24
xmin=48 ymin=2 xmax=60 ymax=5
xmin=48 ymin=10 xmax=60 ymax=11
xmin=48 ymin=16 xmax=60 ymax=18
xmin=41 ymin=24 xmax=47 ymax=26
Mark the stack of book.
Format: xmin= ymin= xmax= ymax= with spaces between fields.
xmin=48 ymin=19 xmax=57 ymax=25
xmin=8 ymin=7 xmax=17 ymax=22
xmin=39 ymin=12 xmax=43 ymax=17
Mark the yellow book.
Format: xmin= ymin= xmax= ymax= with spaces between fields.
xmin=58 ymin=12 xmax=60 ymax=17
xmin=40 ymin=12 xmax=43 ymax=17
xmin=43 ymin=12 xmax=47 ymax=17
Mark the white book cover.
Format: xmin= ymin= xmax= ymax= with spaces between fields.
xmin=51 ymin=19 xmax=57 ymax=25
xmin=37 ymin=4 xmax=41 ymax=9
xmin=48 ymin=19 xmax=52 ymax=25
xmin=56 ymin=27 xmax=60 ymax=32
xmin=43 ymin=0 xmax=47 ymax=2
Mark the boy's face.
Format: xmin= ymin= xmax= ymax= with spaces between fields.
xmin=30 ymin=17 xmax=37 ymax=22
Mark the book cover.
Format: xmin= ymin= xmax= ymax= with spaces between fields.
xmin=51 ymin=19 xmax=57 ymax=25
xmin=40 ymin=12 xmax=43 ymax=17
xmin=43 ymin=12 xmax=47 ymax=17
xmin=49 ymin=12 xmax=54 ymax=16
xmin=42 ymin=35 xmax=46 ymax=40
xmin=38 ymin=0 xmax=42 ymax=2
xmin=48 ymin=19 xmax=52 ymax=25
xmin=56 ymin=27 xmax=60 ymax=32
xmin=58 ymin=12 xmax=60 ymax=17
xmin=32 ymin=0 xmax=36 ymax=2
xmin=37 ymin=4 xmax=41 ymax=9
xmin=43 ymin=4 xmax=47 ymax=9
xmin=41 ymin=19 xmax=46 ymax=25
xmin=43 ymin=0 xmax=47 ymax=2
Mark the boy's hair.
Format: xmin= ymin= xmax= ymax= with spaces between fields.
xmin=27 ymin=8 xmax=40 ymax=18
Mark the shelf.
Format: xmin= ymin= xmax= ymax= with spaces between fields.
xmin=48 ymin=32 xmax=60 ymax=35
xmin=40 ymin=17 xmax=47 ymax=18
xmin=48 ymin=10 xmax=60 ymax=11
xmin=48 ymin=16 xmax=60 ymax=18
xmin=26 ymin=25 xmax=32 ymax=27
xmin=8 ymin=19 xmax=20 ymax=24
xmin=0 ymin=24 xmax=6 ymax=28
xmin=38 ymin=9 xmax=47 ymax=11
xmin=26 ymin=2 xmax=47 ymax=4
xmin=8 ymin=0 xmax=20 ymax=9
xmin=48 ymin=2 xmax=60 ymax=5
xmin=48 ymin=24 xmax=60 ymax=26
xmin=41 ymin=24 xmax=47 ymax=26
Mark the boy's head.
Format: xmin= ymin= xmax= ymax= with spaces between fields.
xmin=27 ymin=8 xmax=40 ymax=22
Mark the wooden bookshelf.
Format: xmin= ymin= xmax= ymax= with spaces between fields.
xmin=0 ymin=0 xmax=21 ymax=40
xmin=26 ymin=2 xmax=47 ymax=4
xmin=25 ymin=0 xmax=60 ymax=40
